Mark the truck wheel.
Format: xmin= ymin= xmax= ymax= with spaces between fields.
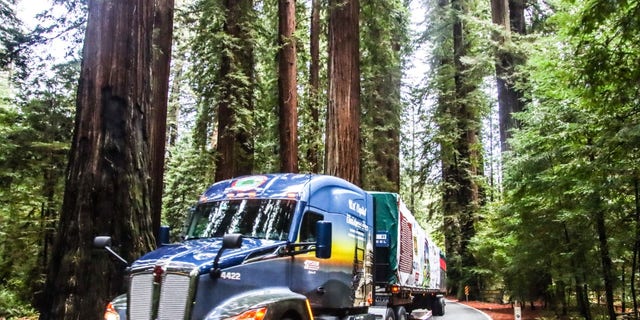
xmin=394 ymin=306 xmax=407 ymax=320
xmin=432 ymin=297 xmax=445 ymax=316
xmin=384 ymin=307 xmax=396 ymax=320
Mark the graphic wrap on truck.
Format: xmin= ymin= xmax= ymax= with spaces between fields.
xmin=372 ymin=192 xmax=445 ymax=292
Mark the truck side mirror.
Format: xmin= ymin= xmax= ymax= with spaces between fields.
xmin=94 ymin=236 xmax=112 ymax=248
xmin=210 ymin=234 xmax=243 ymax=279
xmin=315 ymin=221 xmax=332 ymax=259
xmin=94 ymin=236 xmax=129 ymax=266
xmin=222 ymin=233 xmax=243 ymax=249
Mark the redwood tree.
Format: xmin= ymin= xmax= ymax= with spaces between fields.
xmin=491 ymin=0 xmax=526 ymax=152
xmin=39 ymin=0 xmax=171 ymax=318
xmin=325 ymin=0 xmax=361 ymax=185
xmin=150 ymin=0 xmax=175 ymax=240
xmin=306 ymin=0 xmax=321 ymax=173
xmin=278 ymin=0 xmax=298 ymax=173
xmin=432 ymin=0 xmax=483 ymax=298
xmin=214 ymin=0 xmax=255 ymax=181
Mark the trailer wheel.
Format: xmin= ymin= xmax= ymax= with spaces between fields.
xmin=384 ymin=307 xmax=396 ymax=320
xmin=432 ymin=296 xmax=445 ymax=316
xmin=394 ymin=306 xmax=407 ymax=320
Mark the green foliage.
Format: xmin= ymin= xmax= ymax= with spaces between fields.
xmin=0 ymin=1 xmax=82 ymax=314
xmin=0 ymin=0 xmax=30 ymax=74
xmin=0 ymin=59 xmax=77 ymax=315
xmin=360 ymin=0 xmax=410 ymax=191
xmin=0 ymin=287 xmax=37 ymax=318
xmin=469 ymin=0 xmax=640 ymax=312
xmin=162 ymin=137 xmax=216 ymax=237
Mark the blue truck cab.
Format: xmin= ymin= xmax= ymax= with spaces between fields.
xmin=98 ymin=173 xmax=377 ymax=320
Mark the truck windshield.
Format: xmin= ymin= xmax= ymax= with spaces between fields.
xmin=186 ymin=199 xmax=296 ymax=241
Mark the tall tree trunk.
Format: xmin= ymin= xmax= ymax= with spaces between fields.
xmin=440 ymin=0 xmax=481 ymax=298
xmin=214 ymin=0 xmax=255 ymax=181
xmin=307 ymin=0 xmax=321 ymax=173
xmin=149 ymin=0 xmax=174 ymax=241
xmin=278 ymin=0 xmax=298 ymax=173
xmin=491 ymin=0 xmax=525 ymax=152
xmin=325 ymin=0 xmax=361 ymax=185
xmin=39 ymin=0 xmax=160 ymax=318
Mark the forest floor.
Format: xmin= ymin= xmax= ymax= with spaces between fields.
xmin=455 ymin=298 xmax=546 ymax=320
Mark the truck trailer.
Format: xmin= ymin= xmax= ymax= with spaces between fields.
xmin=97 ymin=173 xmax=446 ymax=320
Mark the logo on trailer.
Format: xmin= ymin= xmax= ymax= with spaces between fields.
xmin=348 ymin=199 xmax=367 ymax=217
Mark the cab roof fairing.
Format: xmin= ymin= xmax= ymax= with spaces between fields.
xmin=305 ymin=175 xmax=374 ymax=227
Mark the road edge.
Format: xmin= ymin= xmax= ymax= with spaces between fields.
xmin=446 ymin=300 xmax=493 ymax=320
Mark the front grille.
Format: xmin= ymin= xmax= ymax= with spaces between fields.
xmin=157 ymin=273 xmax=191 ymax=319
xmin=128 ymin=270 xmax=194 ymax=320
xmin=129 ymin=274 xmax=154 ymax=320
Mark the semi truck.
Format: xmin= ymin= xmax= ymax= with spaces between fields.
xmin=96 ymin=173 xmax=446 ymax=320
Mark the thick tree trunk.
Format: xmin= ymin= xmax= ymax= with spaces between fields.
xmin=39 ymin=0 xmax=159 ymax=318
xmin=149 ymin=0 xmax=174 ymax=241
xmin=278 ymin=0 xmax=298 ymax=173
xmin=214 ymin=0 xmax=255 ymax=181
xmin=306 ymin=0 xmax=321 ymax=173
xmin=326 ymin=0 xmax=361 ymax=185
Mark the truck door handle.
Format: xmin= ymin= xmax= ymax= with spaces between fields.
xmin=316 ymin=287 xmax=326 ymax=295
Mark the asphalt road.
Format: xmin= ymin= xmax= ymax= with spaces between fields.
xmin=433 ymin=300 xmax=492 ymax=320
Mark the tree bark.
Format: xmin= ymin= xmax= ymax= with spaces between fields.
xmin=278 ymin=0 xmax=298 ymax=173
xmin=325 ymin=0 xmax=361 ymax=185
xmin=306 ymin=0 xmax=321 ymax=173
xmin=39 ymin=0 xmax=160 ymax=318
xmin=214 ymin=0 xmax=255 ymax=181
xmin=149 ymin=0 xmax=174 ymax=242
xmin=491 ymin=0 xmax=526 ymax=152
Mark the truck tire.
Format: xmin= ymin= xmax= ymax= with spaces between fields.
xmin=394 ymin=306 xmax=407 ymax=320
xmin=384 ymin=307 xmax=396 ymax=320
xmin=431 ymin=297 xmax=445 ymax=316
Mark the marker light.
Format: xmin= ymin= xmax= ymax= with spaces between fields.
xmin=391 ymin=285 xmax=400 ymax=294
xmin=226 ymin=307 xmax=268 ymax=320
xmin=103 ymin=302 xmax=120 ymax=320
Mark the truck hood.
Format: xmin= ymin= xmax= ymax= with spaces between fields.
xmin=129 ymin=238 xmax=285 ymax=274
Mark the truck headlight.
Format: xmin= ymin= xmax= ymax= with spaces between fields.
xmin=225 ymin=307 xmax=268 ymax=320
xmin=103 ymin=302 xmax=120 ymax=320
